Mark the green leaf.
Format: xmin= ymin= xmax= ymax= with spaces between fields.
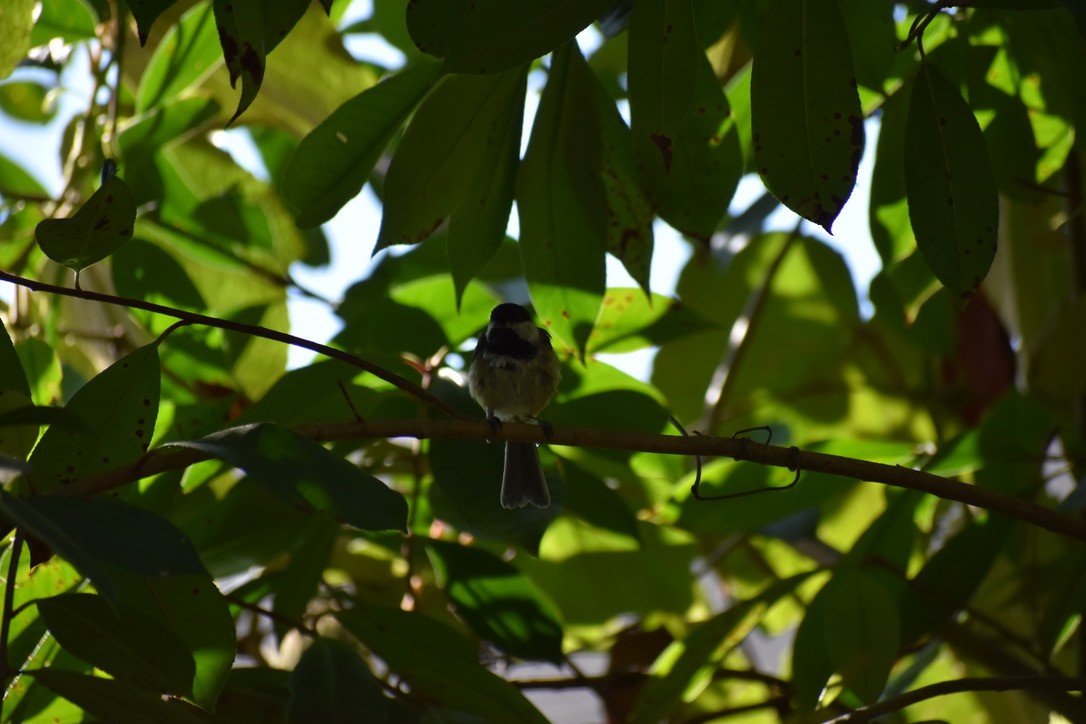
xmin=0 ymin=0 xmax=33 ymax=81
xmin=439 ymin=0 xmax=617 ymax=75
xmin=169 ymin=423 xmax=409 ymax=532
xmin=26 ymin=669 xmax=209 ymax=723
xmin=27 ymin=343 xmax=159 ymax=494
xmin=212 ymin=0 xmax=266 ymax=126
xmin=222 ymin=303 xmax=288 ymax=400
xmin=905 ymin=61 xmax=999 ymax=302
xmin=406 ymin=0 xmax=471 ymax=57
xmin=282 ymin=62 xmax=439 ymax=227
xmin=0 ymin=81 xmax=57 ymax=123
xmin=446 ymin=73 xmax=525 ymax=306
xmin=517 ymin=42 xmax=607 ymax=356
xmin=426 ymin=539 xmax=565 ymax=662
xmin=869 ymin=89 xmax=913 ymax=264
xmin=898 ymin=516 xmax=1013 ymax=647
xmin=0 ymin=397 xmax=81 ymax=463
xmin=0 ymin=320 xmax=30 ymax=397
xmin=37 ymin=593 xmax=196 ymax=698
xmin=628 ymin=0 xmax=700 ymax=173
xmin=14 ymin=338 xmax=61 ymax=406
xmin=586 ymin=289 xmax=717 ymax=355
xmin=428 ymin=436 xmax=558 ymax=554
xmin=36 ymin=174 xmax=137 ymax=272
xmin=337 ymin=605 xmax=549 ymax=724
xmin=631 ymin=574 xmax=812 ymax=723
xmin=751 ymin=0 xmax=865 ymax=232
xmin=0 ymin=151 xmax=49 ymax=198
xmin=30 ymin=0 xmax=96 ymax=45
xmin=561 ymin=461 xmax=641 ymax=544
xmin=517 ymin=520 xmax=696 ymax=625
xmin=114 ymin=572 xmax=236 ymax=709
xmin=0 ymin=492 xmax=207 ymax=606
xmin=637 ymin=48 xmax=742 ymax=241
xmin=123 ymin=0 xmax=178 ymax=44
xmin=137 ymin=3 xmax=222 ymax=112
xmin=118 ymin=95 xmax=220 ymax=158
xmin=1030 ymin=294 xmax=1086 ymax=401
xmin=793 ymin=567 xmax=900 ymax=709
xmin=591 ymin=67 xmax=655 ymax=294
xmin=823 ymin=567 xmax=900 ymax=703
xmin=376 ymin=68 xmax=526 ymax=252
xmin=286 ymin=638 xmax=387 ymax=724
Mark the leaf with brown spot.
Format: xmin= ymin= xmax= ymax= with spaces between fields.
xmin=36 ymin=174 xmax=136 ymax=272
xmin=628 ymin=0 xmax=700 ymax=173
xmin=591 ymin=68 xmax=654 ymax=296
xmin=212 ymin=0 xmax=266 ymax=126
xmin=637 ymin=50 xmax=742 ymax=241
xmin=26 ymin=344 xmax=160 ymax=496
xmin=751 ymin=0 xmax=864 ymax=233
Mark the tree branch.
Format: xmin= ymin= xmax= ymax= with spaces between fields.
xmin=816 ymin=676 xmax=1086 ymax=723
xmin=0 ymin=269 xmax=465 ymax=420
xmin=53 ymin=418 xmax=1086 ymax=543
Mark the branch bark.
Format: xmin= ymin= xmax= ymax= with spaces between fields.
xmin=816 ymin=676 xmax=1085 ymax=723
xmin=55 ymin=418 xmax=1086 ymax=543
xmin=0 ymin=269 xmax=465 ymax=421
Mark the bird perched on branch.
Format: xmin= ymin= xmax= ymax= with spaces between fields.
xmin=467 ymin=303 xmax=561 ymax=508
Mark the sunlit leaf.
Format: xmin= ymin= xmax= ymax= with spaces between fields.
xmin=632 ymin=574 xmax=812 ymax=723
xmin=137 ymin=3 xmax=222 ymax=112
xmin=587 ymin=289 xmax=716 ymax=355
xmin=0 ymin=81 xmax=56 ymax=123
xmin=752 ymin=0 xmax=864 ymax=232
xmin=27 ymin=343 xmax=159 ymax=494
xmin=0 ymin=0 xmax=33 ymax=80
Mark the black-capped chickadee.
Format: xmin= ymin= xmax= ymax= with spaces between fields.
xmin=467 ymin=303 xmax=561 ymax=508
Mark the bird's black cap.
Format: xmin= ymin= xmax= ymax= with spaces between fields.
xmin=490 ymin=303 xmax=532 ymax=324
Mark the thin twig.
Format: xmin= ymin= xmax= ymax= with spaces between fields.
xmin=816 ymin=675 xmax=1086 ymax=723
xmin=0 ymin=269 xmax=465 ymax=420
xmin=223 ymin=593 xmax=317 ymax=638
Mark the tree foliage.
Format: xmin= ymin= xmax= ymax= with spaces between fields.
xmin=1 ymin=0 xmax=1085 ymax=721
